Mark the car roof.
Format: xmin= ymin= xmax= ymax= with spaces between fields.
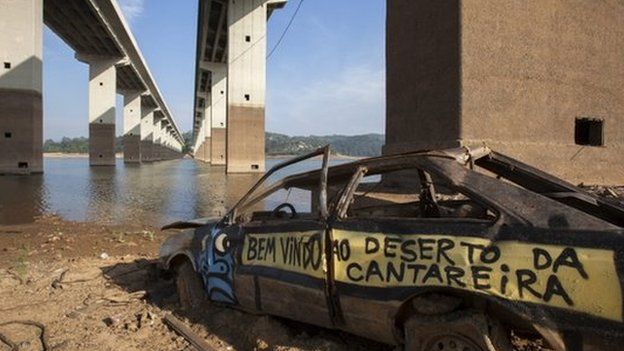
xmin=275 ymin=147 xmax=624 ymax=229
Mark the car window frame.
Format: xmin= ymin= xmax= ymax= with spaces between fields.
xmin=228 ymin=146 xmax=330 ymax=225
xmin=333 ymin=163 xmax=502 ymax=226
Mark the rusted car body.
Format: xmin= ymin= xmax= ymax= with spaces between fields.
xmin=160 ymin=147 xmax=624 ymax=351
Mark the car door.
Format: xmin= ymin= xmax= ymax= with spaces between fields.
xmin=239 ymin=217 xmax=332 ymax=327
xmin=227 ymin=147 xmax=335 ymax=328
xmin=327 ymin=166 xmax=501 ymax=343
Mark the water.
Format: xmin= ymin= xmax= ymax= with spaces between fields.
xmin=0 ymin=157 xmax=350 ymax=226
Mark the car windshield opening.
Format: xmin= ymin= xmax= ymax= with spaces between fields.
xmin=234 ymin=152 xmax=350 ymax=224
xmin=339 ymin=167 xmax=498 ymax=222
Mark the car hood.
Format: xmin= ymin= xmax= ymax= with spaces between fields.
xmin=161 ymin=216 xmax=222 ymax=230
xmin=158 ymin=217 xmax=222 ymax=270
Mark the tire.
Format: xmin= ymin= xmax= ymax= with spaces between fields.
xmin=175 ymin=260 xmax=206 ymax=309
xmin=404 ymin=309 xmax=512 ymax=351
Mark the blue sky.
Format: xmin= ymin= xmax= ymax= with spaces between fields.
xmin=43 ymin=0 xmax=386 ymax=140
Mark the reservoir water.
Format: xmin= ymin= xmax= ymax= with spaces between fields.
xmin=0 ymin=157 xmax=347 ymax=226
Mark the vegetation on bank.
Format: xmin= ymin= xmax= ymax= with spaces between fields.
xmin=266 ymin=132 xmax=383 ymax=157
xmin=44 ymin=137 xmax=123 ymax=153
xmin=44 ymin=132 xmax=385 ymax=157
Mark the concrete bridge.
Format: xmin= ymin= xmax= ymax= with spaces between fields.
xmin=0 ymin=0 xmax=185 ymax=175
xmin=191 ymin=0 xmax=287 ymax=173
xmin=191 ymin=0 xmax=623 ymax=184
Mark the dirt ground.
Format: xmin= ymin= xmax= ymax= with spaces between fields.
xmin=0 ymin=215 xmax=395 ymax=351
xmin=0 ymin=215 xmax=555 ymax=351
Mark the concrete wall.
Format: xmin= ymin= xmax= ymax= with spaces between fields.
xmin=0 ymin=0 xmax=43 ymax=174
xmin=460 ymin=0 xmax=624 ymax=184
xmin=385 ymin=0 xmax=624 ymax=184
xmin=227 ymin=0 xmax=267 ymax=173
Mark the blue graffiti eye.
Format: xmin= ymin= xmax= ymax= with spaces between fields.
xmin=214 ymin=233 xmax=229 ymax=254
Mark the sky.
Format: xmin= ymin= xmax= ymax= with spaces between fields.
xmin=42 ymin=0 xmax=386 ymax=140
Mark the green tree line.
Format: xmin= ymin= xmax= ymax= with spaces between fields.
xmin=44 ymin=132 xmax=385 ymax=157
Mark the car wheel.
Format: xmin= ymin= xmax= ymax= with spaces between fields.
xmin=175 ymin=260 xmax=206 ymax=309
xmin=404 ymin=309 xmax=512 ymax=351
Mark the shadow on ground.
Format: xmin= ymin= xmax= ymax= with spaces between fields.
xmin=103 ymin=258 xmax=392 ymax=351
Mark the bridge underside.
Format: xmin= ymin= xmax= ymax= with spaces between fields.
xmin=0 ymin=0 xmax=184 ymax=175
xmin=192 ymin=0 xmax=287 ymax=173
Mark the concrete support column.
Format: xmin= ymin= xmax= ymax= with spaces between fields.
xmin=226 ymin=0 xmax=267 ymax=173
xmin=195 ymin=116 xmax=206 ymax=161
xmin=164 ymin=129 xmax=172 ymax=159
xmin=209 ymin=63 xmax=227 ymax=165
xmin=140 ymin=103 xmax=155 ymax=162
xmin=122 ymin=90 xmax=142 ymax=163
xmin=152 ymin=113 xmax=164 ymax=161
xmin=0 ymin=0 xmax=43 ymax=175
xmin=202 ymin=95 xmax=212 ymax=163
xmin=88 ymin=58 xmax=118 ymax=166
xmin=152 ymin=117 xmax=160 ymax=161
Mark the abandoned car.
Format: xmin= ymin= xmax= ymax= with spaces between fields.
xmin=160 ymin=146 xmax=624 ymax=351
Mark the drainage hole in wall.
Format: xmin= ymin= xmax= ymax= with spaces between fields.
xmin=18 ymin=162 xmax=28 ymax=169
xmin=575 ymin=117 xmax=604 ymax=146
xmin=245 ymin=35 xmax=251 ymax=42
xmin=4 ymin=132 xmax=12 ymax=138
xmin=244 ymin=94 xmax=250 ymax=101
xmin=251 ymin=164 xmax=259 ymax=170
xmin=99 ymin=154 xmax=103 ymax=158
xmin=4 ymin=62 xmax=10 ymax=69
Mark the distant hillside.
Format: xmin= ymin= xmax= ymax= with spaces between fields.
xmin=266 ymin=132 xmax=384 ymax=157
xmin=44 ymin=137 xmax=123 ymax=153
xmin=43 ymin=132 xmax=385 ymax=157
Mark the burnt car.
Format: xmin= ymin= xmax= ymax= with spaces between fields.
xmin=159 ymin=146 xmax=624 ymax=351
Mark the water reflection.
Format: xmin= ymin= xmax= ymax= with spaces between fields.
xmin=0 ymin=157 xmax=306 ymax=226
xmin=0 ymin=156 xmax=354 ymax=226
xmin=0 ymin=174 xmax=47 ymax=224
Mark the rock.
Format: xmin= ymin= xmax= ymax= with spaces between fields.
xmin=99 ymin=252 xmax=110 ymax=260
xmin=255 ymin=339 xmax=270 ymax=350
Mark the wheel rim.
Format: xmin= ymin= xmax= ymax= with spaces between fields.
xmin=425 ymin=334 xmax=483 ymax=351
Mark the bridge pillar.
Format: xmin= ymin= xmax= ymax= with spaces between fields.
xmin=165 ymin=129 xmax=173 ymax=160
xmin=152 ymin=113 xmax=164 ymax=161
xmin=140 ymin=102 xmax=155 ymax=162
xmin=196 ymin=121 xmax=206 ymax=161
xmin=202 ymin=97 xmax=212 ymax=163
xmin=384 ymin=0 xmax=624 ymax=184
xmin=161 ymin=133 xmax=168 ymax=160
xmin=88 ymin=58 xmax=118 ymax=166
xmin=209 ymin=63 xmax=227 ymax=166
xmin=226 ymin=0 xmax=267 ymax=173
xmin=0 ymin=0 xmax=43 ymax=175
xmin=122 ymin=90 xmax=142 ymax=163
